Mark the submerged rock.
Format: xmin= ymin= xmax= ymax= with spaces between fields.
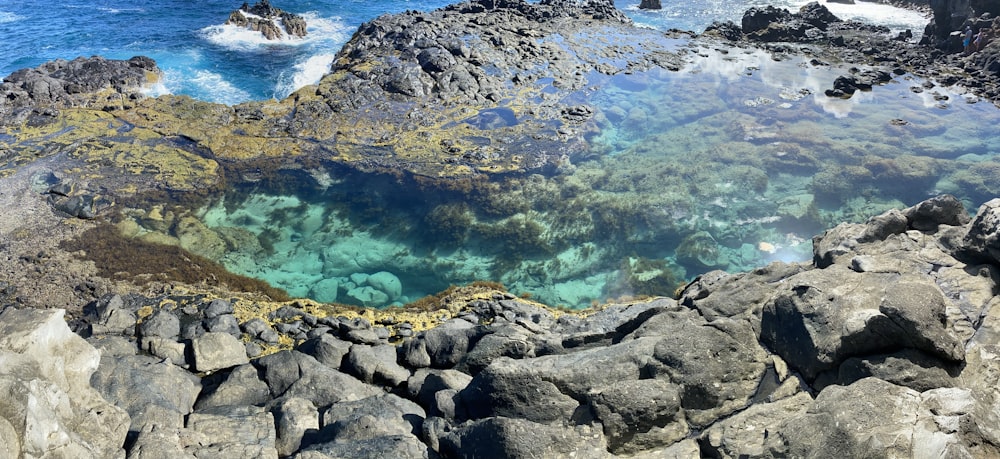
xmin=5 ymin=194 xmax=1000 ymax=457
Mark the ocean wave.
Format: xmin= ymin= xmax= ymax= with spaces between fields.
xmin=200 ymin=12 xmax=349 ymax=52
xmin=97 ymin=7 xmax=146 ymax=14
xmin=160 ymin=68 xmax=251 ymax=105
xmin=791 ymin=0 xmax=929 ymax=36
xmin=274 ymin=53 xmax=336 ymax=99
xmin=0 ymin=11 xmax=24 ymax=23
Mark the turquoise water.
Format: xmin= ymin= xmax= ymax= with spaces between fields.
xmin=8 ymin=0 xmax=987 ymax=308
xmin=195 ymin=46 xmax=1000 ymax=308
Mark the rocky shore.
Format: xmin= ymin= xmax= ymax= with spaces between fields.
xmin=226 ymin=0 xmax=308 ymax=41
xmin=3 ymin=194 xmax=1000 ymax=457
xmin=3 ymin=0 xmax=1000 ymax=456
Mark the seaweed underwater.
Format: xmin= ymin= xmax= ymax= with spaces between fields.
xmin=88 ymin=41 xmax=1000 ymax=310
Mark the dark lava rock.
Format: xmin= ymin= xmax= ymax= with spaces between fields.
xmin=1 ymin=55 xmax=159 ymax=114
xmin=226 ymin=0 xmax=308 ymax=40
xmin=639 ymin=0 xmax=662 ymax=10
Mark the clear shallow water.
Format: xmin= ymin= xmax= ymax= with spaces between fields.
xmin=193 ymin=47 xmax=1000 ymax=308
xmin=1 ymin=0 xmax=929 ymax=104
xmin=8 ymin=0 xmax=987 ymax=309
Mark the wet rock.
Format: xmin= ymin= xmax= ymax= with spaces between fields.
xmin=226 ymin=0 xmax=308 ymax=40
xmin=366 ymin=271 xmax=403 ymax=302
xmin=638 ymin=0 xmax=661 ymax=10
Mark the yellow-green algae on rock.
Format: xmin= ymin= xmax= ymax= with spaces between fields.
xmin=2 ymin=108 xmax=220 ymax=193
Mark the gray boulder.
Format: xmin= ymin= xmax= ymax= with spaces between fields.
xmin=763 ymin=378 xmax=986 ymax=457
xmin=903 ymin=194 xmax=970 ymax=231
xmin=761 ymin=267 xmax=965 ymax=384
xmin=294 ymin=394 xmax=430 ymax=458
xmin=294 ymin=435 xmax=430 ymax=459
xmin=254 ymin=350 xmax=381 ymax=408
xmin=88 ymin=294 xmax=137 ymax=336
xmin=90 ymin=353 xmax=201 ymax=432
xmin=343 ymin=343 xmax=411 ymax=387
xmin=297 ymin=333 xmax=352 ymax=369
xmin=204 ymin=298 xmax=235 ymax=318
xmin=589 ymin=378 xmax=685 ymax=454
xmin=274 ymin=397 xmax=319 ymax=457
xmin=961 ymin=197 xmax=1000 ymax=264
xmin=186 ymin=405 xmax=278 ymax=458
xmin=139 ymin=309 xmax=181 ymax=340
xmin=195 ymin=363 xmax=272 ymax=410
xmin=412 ymin=318 xmax=484 ymax=368
xmin=440 ymin=417 xmax=608 ymax=459
xmin=191 ymin=331 xmax=251 ymax=373
xmin=0 ymin=308 xmax=130 ymax=458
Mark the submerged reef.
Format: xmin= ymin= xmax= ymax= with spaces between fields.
xmin=3 ymin=0 xmax=1000 ymax=310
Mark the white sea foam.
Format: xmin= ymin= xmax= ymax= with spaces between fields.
xmin=794 ymin=0 xmax=930 ymax=37
xmin=201 ymin=11 xmax=349 ymax=51
xmin=189 ymin=70 xmax=252 ymax=105
xmin=160 ymin=67 xmax=251 ymax=105
xmin=0 ymin=11 xmax=23 ymax=23
xmin=274 ymin=53 xmax=336 ymax=98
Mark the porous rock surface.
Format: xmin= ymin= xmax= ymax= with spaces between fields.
xmin=0 ymin=195 xmax=999 ymax=457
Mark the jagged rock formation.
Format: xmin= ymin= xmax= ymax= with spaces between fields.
xmin=0 ymin=308 xmax=130 ymax=458
xmin=0 ymin=195 xmax=996 ymax=457
xmin=0 ymin=55 xmax=159 ymax=115
xmin=226 ymin=0 xmax=308 ymax=40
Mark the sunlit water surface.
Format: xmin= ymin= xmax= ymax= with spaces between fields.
xmin=198 ymin=46 xmax=1000 ymax=308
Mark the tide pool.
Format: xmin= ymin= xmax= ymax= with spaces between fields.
xmin=177 ymin=45 xmax=999 ymax=309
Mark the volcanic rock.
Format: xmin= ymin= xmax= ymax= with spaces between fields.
xmin=226 ymin=0 xmax=308 ymax=40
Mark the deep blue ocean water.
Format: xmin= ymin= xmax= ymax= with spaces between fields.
xmin=0 ymin=0 xmax=929 ymax=104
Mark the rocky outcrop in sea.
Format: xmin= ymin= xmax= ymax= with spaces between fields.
xmin=226 ymin=0 xmax=308 ymax=40
xmin=2 ymin=194 xmax=1000 ymax=457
